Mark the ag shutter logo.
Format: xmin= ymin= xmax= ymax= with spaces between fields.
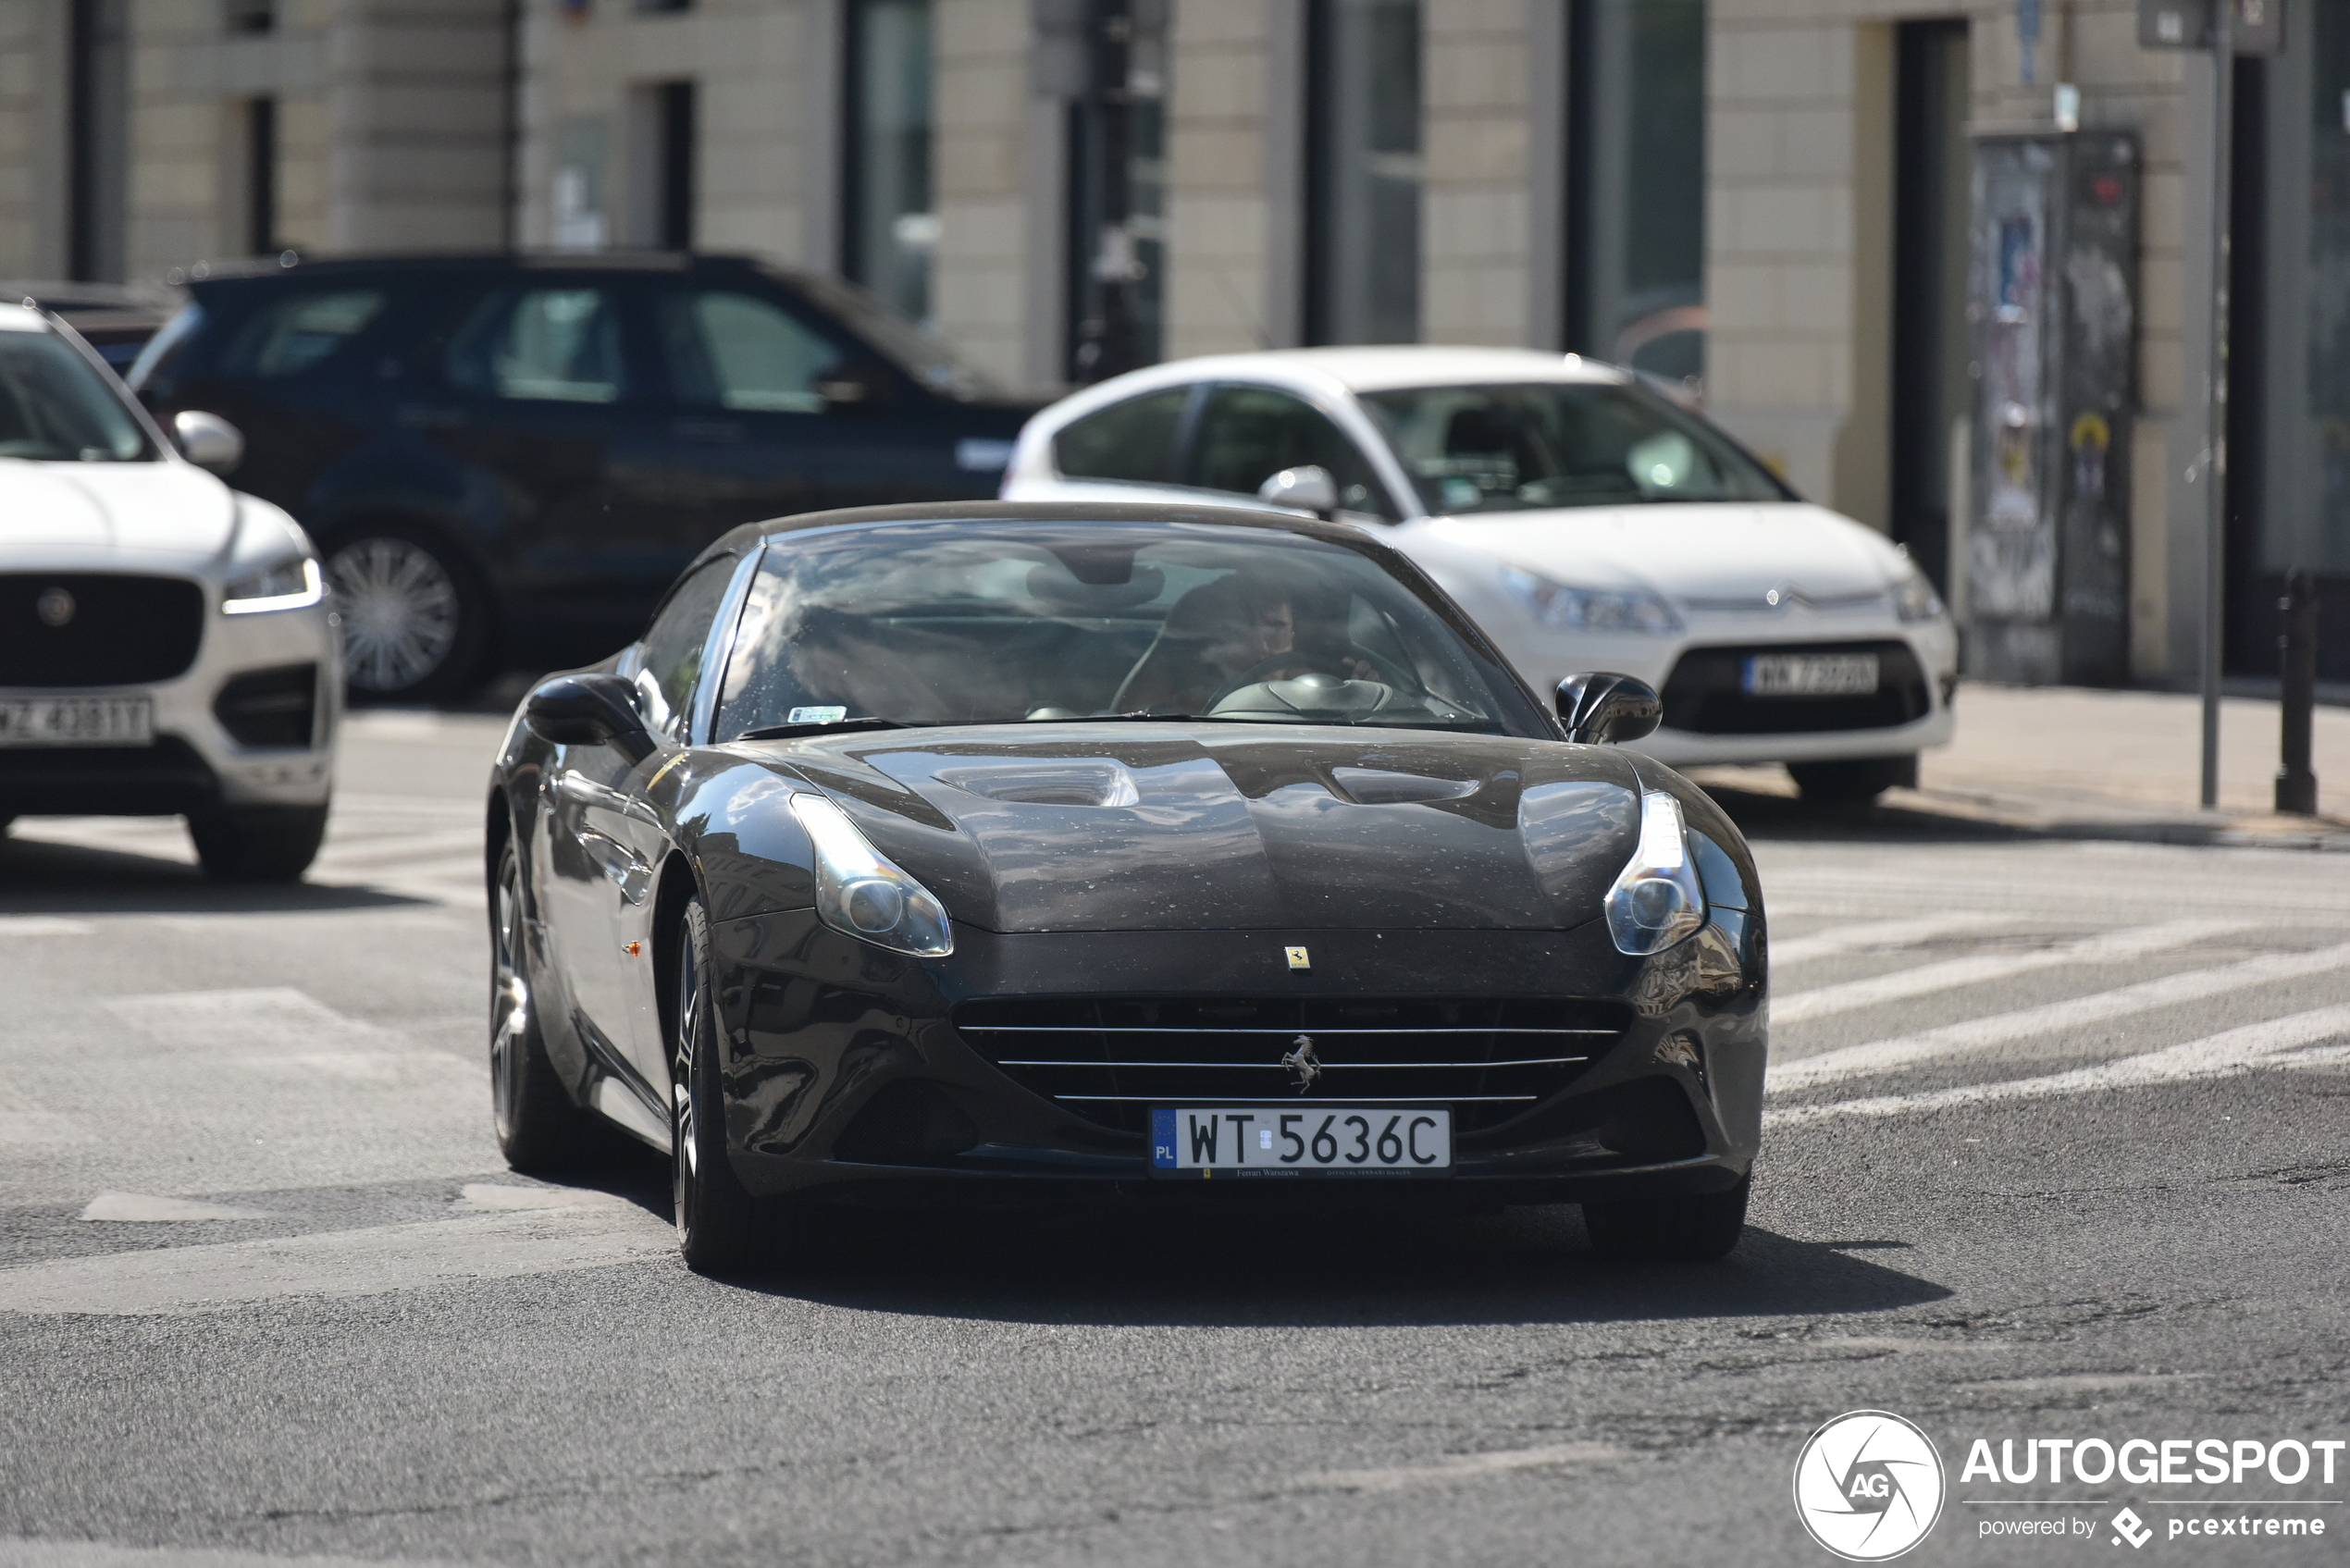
xmin=2111 ymin=1506 xmax=2154 ymax=1548
xmin=1794 ymin=1410 xmax=1948 ymax=1561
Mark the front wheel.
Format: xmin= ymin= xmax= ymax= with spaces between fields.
xmin=1583 ymin=1172 xmax=1750 ymax=1261
xmin=324 ymin=525 xmax=489 ymax=702
xmin=187 ymin=803 xmax=329 ymax=883
xmin=491 ymin=836 xmax=596 ymax=1172
xmin=673 ymin=894 xmax=756 ymax=1271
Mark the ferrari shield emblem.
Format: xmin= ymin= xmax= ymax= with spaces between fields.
xmin=1284 ymin=945 xmax=1310 ymax=971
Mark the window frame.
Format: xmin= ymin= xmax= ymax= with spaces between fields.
xmin=1178 ymin=379 xmax=1409 ymax=523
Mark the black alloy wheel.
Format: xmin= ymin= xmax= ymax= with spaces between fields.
xmin=672 ymin=894 xmax=756 ymax=1270
xmin=1583 ymin=1171 xmax=1751 ymax=1262
xmin=187 ymin=802 xmax=330 ymax=883
xmin=490 ymin=836 xmax=594 ymax=1171
xmin=1787 ymin=755 xmax=1916 ymax=806
xmin=324 ymin=524 xmax=489 ymax=702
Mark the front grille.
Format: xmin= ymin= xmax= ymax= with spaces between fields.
xmin=214 ymin=662 xmax=318 ymax=747
xmin=952 ymin=996 xmax=1626 ymax=1135
xmin=0 ymin=574 xmax=205 ymax=687
xmin=0 ymin=736 xmax=218 ymax=814
xmin=1660 ymin=639 xmax=1929 ymax=735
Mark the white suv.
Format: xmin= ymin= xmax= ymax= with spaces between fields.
xmin=1003 ymin=346 xmax=1957 ymax=801
xmin=0 ymin=303 xmax=339 ymax=879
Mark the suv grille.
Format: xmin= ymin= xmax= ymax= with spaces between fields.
xmin=1660 ymin=639 xmax=1929 ymax=735
xmin=0 ymin=574 xmax=205 ymax=687
xmin=952 ymin=996 xmax=1626 ymax=1135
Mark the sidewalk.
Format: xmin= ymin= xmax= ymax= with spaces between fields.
xmin=1687 ymin=682 xmax=2350 ymax=851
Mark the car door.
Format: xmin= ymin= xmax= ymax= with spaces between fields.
xmin=1183 ymin=382 xmax=1404 ymax=525
xmin=556 ymin=553 xmax=744 ymax=1095
xmin=420 ymin=278 xmax=674 ymax=633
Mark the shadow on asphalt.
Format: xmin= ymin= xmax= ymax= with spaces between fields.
xmin=1694 ymin=782 xmax=2036 ymax=847
xmin=687 ymin=1195 xmax=1954 ymax=1327
xmin=0 ymin=833 xmax=426 ymax=914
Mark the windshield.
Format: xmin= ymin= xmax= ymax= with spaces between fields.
xmin=0 ymin=329 xmax=155 ymax=463
xmin=715 ymin=522 xmax=1548 ymax=737
xmin=1360 ymin=381 xmax=1789 ymax=513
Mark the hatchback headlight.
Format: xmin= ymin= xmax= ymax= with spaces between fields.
xmin=789 ymin=793 xmax=954 ymax=957
xmin=222 ymin=556 xmax=325 ymax=615
xmin=1502 ymin=565 xmax=1682 ymax=634
xmin=1892 ymin=563 xmax=1945 ymax=623
xmin=1604 ymin=790 xmax=1706 ymax=956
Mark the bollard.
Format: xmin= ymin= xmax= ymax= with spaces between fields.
xmin=2276 ymin=567 xmax=2319 ymax=815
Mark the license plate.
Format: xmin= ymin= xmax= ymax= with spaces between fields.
xmin=0 ymin=696 xmax=153 ymax=747
xmin=1742 ymin=652 xmax=1879 ymax=697
xmin=1151 ymin=1106 xmax=1453 ymax=1176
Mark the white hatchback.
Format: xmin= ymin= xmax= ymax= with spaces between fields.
xmin=1003 ymin=346 xmax=1958 ymax=802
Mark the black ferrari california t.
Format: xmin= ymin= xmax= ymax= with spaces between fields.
xmin=487 ymin=501 xmax=1765 ymax=1268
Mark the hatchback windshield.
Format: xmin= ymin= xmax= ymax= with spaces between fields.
xmin=716 ymin=522 xmax=1547 ymax=736
xmin=0 ymin=329 xmax=154 ymax=463
xmin=1361 ymin=381 xmax=1787 ymax=514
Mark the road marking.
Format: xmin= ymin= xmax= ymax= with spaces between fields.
xmin=1298 ymin=1442 xmax=1628 ymax=1493
xmin=0 ymin=1089 xmax=90 ymax=1147
xmin=0 ymin=1205 xmax=673 ymax=1316
xmin=1766 ymin=1004 xmax=2350 ymax=1126
xmin=1772 ymin=941 xmax=2350 ymax=1091
xmin=0 ymin=916 xmax=97 ymax=937
xmin=79 ymin=1193 xmax=273 ymax=1223
xmin=1769 ymin=912 xmax=2014 ymax=967
xmin=452 ymin=1182 xmax=629 ymax=1213
xmin=1771 ymin=919 xmax=2252 ymax=1024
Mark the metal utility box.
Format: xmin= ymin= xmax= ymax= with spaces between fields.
xmin=1966 ymin=132 xmax=2139 ymax=685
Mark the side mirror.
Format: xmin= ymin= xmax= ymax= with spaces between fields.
xmin=525 ymin=673 xmax=659 ymax=763
xmin=1256 ymin=464 xmax=1338 ymax=520
xmin=172 ymin=410 xmax=244 ymax=474
xmin=1556 ymin=672 xmax=1663 ymax=746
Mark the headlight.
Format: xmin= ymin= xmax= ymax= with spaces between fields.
xmin=1892 ymin=563 xmax=1945 ymax=623
xmin=1502 ymin=565 xmax=1683 ymax=634
xmin=789 ymin=793 xmax=954 ymax=957
xmin=1604 ymin=790 xmax=1706 ymax=956
xmin=222 ymin=556 xmax=325 ymax=615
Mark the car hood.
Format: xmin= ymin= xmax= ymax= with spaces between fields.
xmin=1419 ymin=501 xmax=1899 ymax=602
xmin=765 ymin=723 xmax=1643 ymax=933
xmin=0 ymin=460 xmax=237 ymax=568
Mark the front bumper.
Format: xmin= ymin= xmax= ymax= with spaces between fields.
xmin=699 ymin=911 xmax=1766 ymax=1205
xmin=0 ymin=597 xmax=340 ymax=817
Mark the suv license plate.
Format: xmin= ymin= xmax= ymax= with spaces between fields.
xmin=0 ymin=696 xmax=154 ymax=747
xmin=1151 ymin=1106 xmax=1453 ymax=1176
xmin=1742 ymin=652 xmax=1879 ymax=698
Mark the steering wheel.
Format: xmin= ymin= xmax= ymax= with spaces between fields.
xmin=1205 ymin=648 xmax=1415 ymax=710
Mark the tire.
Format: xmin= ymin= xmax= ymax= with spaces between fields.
xmin=323 ymin=523 xmax=490 ymax=703
xmin=1584 ymin=1172 xmax=1751 ymax=1262
xmin=672 ymin=893 xmax=756 ymax=1271
xmin=187 ymin=803 xmax=329 ymax=883
xmin=490 ymin=836 xmax=597 ymax=1172
xmin=1787 ymin=755 xmax=1916 ymax=806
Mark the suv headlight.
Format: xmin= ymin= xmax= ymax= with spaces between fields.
xmin=790 ymin=793 xmax=954 ymax=957
xmin=1502 ymin=565 xmax=1682 ymax=634
xmin=1604 ymin=790 xmax=1707 ymax=956
xmin=222 ymin=556 xmax=325 ymax=615
xmin=1892 ymin=563 xmax=1945 ymax=623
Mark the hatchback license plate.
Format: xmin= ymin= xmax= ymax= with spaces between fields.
xmin=0 ymin=696 xmax=153 ymax=747
xmin=1152 ymin=1106 xmax=1453 ymax=1175
xmin=1742 ymin=652 xmax=1879 ymax=698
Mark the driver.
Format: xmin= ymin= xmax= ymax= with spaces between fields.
xmin=1118 ymin=574 xmax=1375 ymax=712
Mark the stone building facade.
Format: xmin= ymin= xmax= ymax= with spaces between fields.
xmin=1 ymin=0 xmax=2340 ymax=685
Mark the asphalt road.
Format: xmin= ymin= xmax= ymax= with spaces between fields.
xmin=3 ymin=712 xmax=2347 ymax=1568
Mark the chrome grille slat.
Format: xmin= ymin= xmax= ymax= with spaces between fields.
xmin=996 ymin=1056 xmax=1592 ymax=1069
xmin=959 ymin=1024 xmax=1615 ymax=1036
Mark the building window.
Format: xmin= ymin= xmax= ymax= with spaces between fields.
xmin=1066 ymin=0 xmax=1167 ymax=380
xmin=630 ymin=82 xmax=695 ymax=250
xmin=1565 ymin=0 xmax=1706 ymax=388
xmin=845 ymin=0 xmax=934 ymax=330
xmin=245 ymin=97 xmax=278 ymax=256
xmin=553 ymin=117 xmax=611 ymax=251
xmin=1305 ymin=0 xmax=1421 ymax=345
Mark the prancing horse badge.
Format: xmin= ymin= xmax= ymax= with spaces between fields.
xmin=1284 ymin=945 xmax=1310 ymax=971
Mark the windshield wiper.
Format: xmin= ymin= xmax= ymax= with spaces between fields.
xmin=734 ymin=717 xmax=922 ymax=741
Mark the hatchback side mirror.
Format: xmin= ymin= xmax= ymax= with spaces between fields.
xmin=1556 ymin=672 xmax=1663 ymax=745
xmin=525 ymin=673 xmax=659 ymax=763
xmin=172 ymin=410 xmax=244 ymax=474
xmin=1257 ymin=464 xmax=1338 ymax=520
